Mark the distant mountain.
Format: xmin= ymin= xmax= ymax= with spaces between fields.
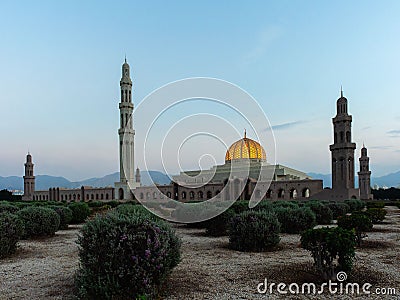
xmin=0 ymin=176 xmax=23 ymax=190
xmin=0 ymin=171 xmax=172 ymax=191
xmin=308 ymin=171 xmax=400 ymax=189
xmin=372 ymin=171 xmax=400 ymax=188
xmin=2 ymin=169 xmax=398 ymax=191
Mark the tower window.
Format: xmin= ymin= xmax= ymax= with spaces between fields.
xmin=340 ymin=131 xmax=344 ymax=142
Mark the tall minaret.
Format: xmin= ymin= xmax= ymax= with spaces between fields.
xmin=115 ymin=58 xmax=137 ymax=200
xmin=119 ymin=57 xmax=135 ymax=184
xmin=329 ymin=88 xmax=356 ymax=191
xmin=23 ymin=153 xmax=35 ymax=200
xmin=358 ymin=145 xmax=372 ymax=200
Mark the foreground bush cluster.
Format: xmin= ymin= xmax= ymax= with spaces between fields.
xmin=75 ymin=208 xmax=181 ymax=299
xmin=0 ymin=200 xmax=110 ymax=259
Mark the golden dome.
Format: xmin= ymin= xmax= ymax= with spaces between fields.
xmin=225 ymin=131 xmax=266 ymax=162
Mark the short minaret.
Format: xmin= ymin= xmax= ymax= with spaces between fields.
xmin=330 ymin=88 xmax=357 ymax=190
xmin=22 ymin=153 xmax=35 ymax=200
xmin=358 ymin=145 xmax=373 ymax=200
xmin=135 ymin=167 xmax=141 ymax=185
xmin=115 ymin=58 xmax=138 ymax=200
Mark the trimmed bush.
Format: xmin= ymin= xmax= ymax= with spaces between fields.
xmin=301 ymin=227 xmax=356 ymax=280
xmin=274 ymin=206 xmax=317 ymax=234
xmin=305 ymin=201 xmax=333 ymax=225
xmin=366 ymin=201 xmax=385 ymax=209
xmin=116 ymin=204 xmax=158 ymax=220
xmin=17 ymin=207 xmax=60 ymax=238
xmin=0 ymin=203 xmax=19 ymax=214
xmin=337 ymin=213 xmax=373 ymax=246
xmin=50 ymin=206 xmax=73 ymax=230
xmin=75 ymin=211 xmax=181 ymax=299
xmin=229 ymin=210 xmax=280 ymax=252
xmin=327 ymin=202 xmax=350 ymax=219
xmin=0 ymin=213 xmax=24 ymax=258
xmin=344 ymin=199 xmax=365 ymax=212
xmin=272 ymin=201 xmax=299 ymax=209
xmin=364 ymin=208 xmax=386 ymax=224
xmin=230 ymin=200 xmax=251 ymax=214
xmin=205 ymin=208 xmax=235 ymax=236
xmin=68 ymin=202 xmax=90 ymax=224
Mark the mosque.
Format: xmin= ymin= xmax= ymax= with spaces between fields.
xmin=22 ymin=59 xmax=373 ymax=202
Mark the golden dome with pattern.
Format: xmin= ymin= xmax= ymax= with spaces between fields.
xmin=225 ymin=131 xmax=266 ymax=162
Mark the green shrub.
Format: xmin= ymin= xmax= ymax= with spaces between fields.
xmin=229 ymin=210 xmax=280 ymax=252
xmin=305 ymin=201 xmax=333 ymax=225
xmin=230 ymin=200 xmax=251 ymax=214
xmin=0 ymin=203 xmax=19 ymax=214
xmin=364 ymin=208 xmax=386 ymax=224
xmin=75 ymin=211 xmax=181 ymax=299
xmin=274 ymin=206 xmax=317 ymax=234
xmin=344 ymin=199 xmax=365 ymax=212
xmin=253 ymin=201 xmax=274 ymax=212
xmin=116 ymin=204 xmax=158 ymax=220
xmin=17 ymin=207 xmax=60 ymax=238
xmin=0 ymin=213 xmax=25 ymax=258
xmin=87 ymin=201 xmax=104 ymax=208
xmin=366 ymin=201 xmax=385 ymax=209
xmin=272 ymin=201 xmax=299 ymax=209
xmin=164 ymin=200 xmax=177 ymax=209
xmin=301 ymin=227 xmax=356 ymax=280
xmin=49 ymin=206 xmax=73 ymax=230
xmin=337 ymin=213 xmax=373 ymax=246
xmin=68 ymin=202 xmax=90 ymax=224
xmin=327 ymin=202 xmax=350 ymax=219
xmin=205 ymin=208 xmax=236 ymax=236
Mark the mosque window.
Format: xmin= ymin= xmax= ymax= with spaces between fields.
xmin=153 ymin=192 xmax=157 ymax=199
xmin=189 ymin=191 xmax=194 ymax=199
xmin=167 ymin=192 xmax=171 ymax=198
xmin=106 ymin=194 xmax=109 ymax=200
xmin=198 ymin=191 xmax=203 ymax=199
xmin=182 ymin=191 xmax=186 ymax=199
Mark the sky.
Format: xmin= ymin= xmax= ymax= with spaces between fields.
xmin=0 ymin=1 xmax=399 ymax=181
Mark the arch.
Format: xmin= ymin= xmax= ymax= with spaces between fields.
xmin=100 ymin=194 xmax=104 ymax=200
xmin=77 ymin=194 xmax=81 ymax=201
xmin=182 ymin=191 xmax=186 ymax=199
xmin=86 ymin=194 xmax=89 ymax=200
xmin=166 ymin=191 xmax=172 ymax=198
xmin=69 ymin=194 xmax=72 ymax=200
xmin=140 ymin=192 xmax=144 ymax=199
xmin=278 ymin=189 xmax=285 ymax=199
xmin=351 ymin=195 xmax=357 ymax=199
xmin=146 ymin=192 xmax=150 ymax=200
xmin=106 ymin=193 xmax=109 ymax=200
xmin=346 ymin=131 xmax=351 ymax=142
xmin=118 ymin=188 xmax=124 ymax=200
xmin=153 ymin=192 xmax=157 ymax=199
xmin=91 ymin=194 xmax=94 ymax=200
xmin=189 ymin=191 xmax=195 ymax=199
xmin=289 ymin=188 xmax=297 ymax=199
xmin=206 ymin=191 xmax=212 ymax=199
xmin=198 ymin=191 xmax=203 ymax=199
xmin=302 ymin=188 xmax=310 ymax=198
xmin=340 ymin=131 xmax=344 ymax=142
xmin=266 ymin=189 xmax=272 ymax=199
xmin=96 ymin=194 xmax=99 ymax=200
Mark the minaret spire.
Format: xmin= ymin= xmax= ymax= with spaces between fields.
xmin=244 ymin=129 xmax=247 ymax=139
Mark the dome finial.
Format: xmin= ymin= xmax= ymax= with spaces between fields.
xmin=124 ymin=54 xmax=127 ymax=63
xmin=244 ymin=129 xmax=247 ymax=139
xmin=340 ymin=85 xmax=343 ymax=98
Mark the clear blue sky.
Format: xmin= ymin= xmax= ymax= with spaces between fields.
xmin=1 ymin=1 xmax=399 ymax=181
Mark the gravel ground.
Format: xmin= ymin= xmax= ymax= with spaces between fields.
xmin=1 ymin=207 xmax=399 ymax=300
